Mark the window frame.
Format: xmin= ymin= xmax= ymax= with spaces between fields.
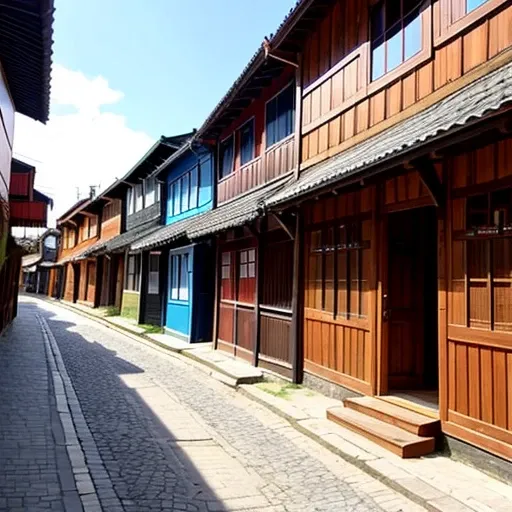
xmin=127 ymin=187 xmax=135 ymax=215
xmin=219 ymin=134 xmax=235 ymax=180
xmin=237 ymin=117 xmax=256 ymax=167
xmin=134 ymin=183 xmax=144 ymax=212
xmin=147 ymin=252 xmax=160 ymax=295
xmin=125 ymin=254 xmax=141 ymax=292
xmin=265 ymin=81 xmax=296 ymax=150
xmin=169 ymin=250 xmax=190 ymax=303
xmin=367 ymin=0 xmax=432 ymax=95
xmin=435 ymin=0 xmax=502 ymax=46
xmin=167 ymin=163 xmax=202 ymax=219
xmin=145 ymin=176 xmax=157 ymax=207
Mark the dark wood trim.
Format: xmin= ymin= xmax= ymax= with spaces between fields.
xmin=138 ymin=251 xmax=148 ymax=325
xmin=253 ymin=219 xmax=265 ymax=367
xmin=382 ymin=195 xmax=435 ymax=213
xmin=452 ymin=174 xmax=512 ymax=199
xmin=291 ymin=212 xmax=305 ymax=384
xmin=258 ymin=356 xmax=293 ymax=380
xmin=272 ymin=212 xmax=295 ymax=240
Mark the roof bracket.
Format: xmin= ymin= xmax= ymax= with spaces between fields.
xmin=272 ymin=212 xmax=295 ymax=240
xmin=411 ymin=156 xmax=445 ymax=208
xmin=263 ymin=37 xmax=299 ymax=68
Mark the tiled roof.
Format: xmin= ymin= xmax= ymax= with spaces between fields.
xmin=267 ymin=61 xmax=512 ymax=207
xmin=130 ymin=215 xmax=194 ymax=251
xmin=188 ymin=177 xmax=292 ymax=240
xmin=22 ymin=253 xmax=42 ymax=269
xmin=0 ymin=0 xmax=54 ymax=122
xmin=89 ymin=221 xmax=162 ymax=256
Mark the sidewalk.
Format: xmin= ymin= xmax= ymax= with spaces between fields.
xmin=37 ymin=295 xmax=512 ymax=512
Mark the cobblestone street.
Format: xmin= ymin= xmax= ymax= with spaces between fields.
xmin=0 ymin=297 xmax=425 ymax=512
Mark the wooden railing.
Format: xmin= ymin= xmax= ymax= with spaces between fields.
xmin=217 ymin=135 xmax=296 ymax=204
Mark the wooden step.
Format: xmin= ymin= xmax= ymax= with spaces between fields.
xmin=344 ymin=396 xmax=441 ymax=437
xmin=327 ymin=406 xmax=436 ymax=458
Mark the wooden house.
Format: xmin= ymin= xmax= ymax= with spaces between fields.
xmin=0 ymin=1 xmax=53 ymax=333
xmin=181 ymin=37 xmax=301 ymax=377
xmin=251 ymin=0 xmax=512 ymax=460
xmin=88 ymin=134 xmax=193 ymax=321
xmin=53 ymin=198 xmax=101 ymax=305
xmin=130 ymin=141 xmax=215 ymax=339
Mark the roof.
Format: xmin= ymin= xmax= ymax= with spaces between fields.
xmin=187 ymin=177 xmax=292 ymax=240
xmin=0 ymin=0 xmax=54 ymax=123
xmin=86 ymin=221 xmax=162 ymax=256
xmin=34 ymin=189 xmax=53 ymax=208
xmin=131 ymin=214 xmax=201 ymax=252
xmin=57 ymin=198 xmax=90 ymax=223
xmin=267 ymin=61 xmax=512 ymax=208
xmin=196 ymin=0 xmax=320 ymax=139
xmin=22 ymin=252 xmax=42 ymax=268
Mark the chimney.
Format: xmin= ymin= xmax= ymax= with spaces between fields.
xmin=89 ymin=185 xmax=97 ymax=199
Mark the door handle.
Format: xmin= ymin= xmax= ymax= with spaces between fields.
xmin=383 ymin=293 xmax=390 ymax=321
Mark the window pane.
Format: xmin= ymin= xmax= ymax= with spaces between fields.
xmin=277 ymin=84 xmax=295 ymax=142
xmin=248 ymin=262 xmax=256 ymax=278
xmin=466 ymin=0 xmax=487 ymax=13
xmin=371 ymin=38 xmax=386 ymax=81
xmin=181 ymin=174 xmax=190 ymax=212
xmin=199 ymin=159 xmax=212 ymax=205
xmin=190 ymin=166 xmax=198 ymax=209
xmin=171 ymin=255 xmax=179 ymax=300
xmin=266 ymin=98 xmax=277 ymax=147
xmin=248 ymin=249 xmax=256 ymax=262
xmin=240 ymin=251 xmax=247 ymax=264
xmin=145 ymin=177 xmax=156 ymax=207
xmin=173 ymin=181 xmax=181 ymax=215
xmin=222 ymin=252 xmax=231 ymax=265
xmin=468 ymin=240 xmax=490 ymax=329
xmin=135 ymin=184 xmax=143 ymax=211
xmin=371 ymin=3 xmax=385 ymax=40
xmin=220 ymin=136 xmax=234 ymax=179
xmin=386 ymin=30 xmax=403 ymax=72
xmin=386 ymin=0 xmax=401 ymax=29
xmin=179 ymin=254 xmax=189 ymax=301
xmin=149 ymin=253 xmax=159 ymax=272
xmin=148 ymin=272 xmax=159 ymax=294
xmin=240 ymin=121 xmax=255 ymax=165
xmin=240 ymin=263 xmax=248 ymax=279
xmin=404 ymin=11 xmax=422 ymax=60
xmin=127 ymin=188 xmax=134 ymax=215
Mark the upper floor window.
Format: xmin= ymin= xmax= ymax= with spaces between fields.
xmin=466 ymin=0 xmax=488 ymax=13
xmin=134 ymin=183 xmax=144 ymax=212
xmin=127 ymin=188 xmax=134 ymax=215
xmin=266 ymin=82 xmax=295 ymax=148
xmin=145 ymin=177 xmax=157 ymax=207
xmin=103 ymin=200 xmax=120 ymax=222
xmin=371 ymin=0 xmax=423 ymax=81
xmin=238 ymin=119 xmax=255 ymax=166
xmin=88 ymin=216 xmax=98 ymax=238
xmin=219 ymin=135 xmax=234 ymax=179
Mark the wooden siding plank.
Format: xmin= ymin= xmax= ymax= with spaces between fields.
xmin=386 ymin=81 xmax=402 ymax=118
xmin=489 ymin=5 xmax=512 ymax=58
xmin=329 ymin=117 xmax=341 ymax=149
xmin=318 ymin=124 xmax=329 ymax=155
xmin=448 ymin=340 xmax=456 ymax=410
xmin=417 ymin=61 xmax=434 ymax=100
xmin=320 ymin=80 xmax=332 ymax=117
xmin=402 ymin=73 xmax=416 ymax=109
xmin=356 ymin=99 xmax=369 ymax=134
xmin=370 ymin=91 xmax=386 ymax=127
xmin=463 ymin=21 xmax=489 ymax=73
xmin=331 ymin=71 xmax=343 ymax=110
xmin=480 ymin=347 xmax=494 ymax=425
xmin=467 ymin=345 xmax=481 ymax=420
xmin=493 ymin=350 xmax=508 ymax=429
xmin=343 ymin=108 xmax=355 ymax=141
xmin=508 ymin=353 xmax=512 ymax=430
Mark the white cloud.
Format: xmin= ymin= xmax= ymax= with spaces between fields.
xmin=13 ymin=64 xmax=154 ymax=227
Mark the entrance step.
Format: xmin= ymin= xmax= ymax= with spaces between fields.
xmin=327 ymin=406 xmax=436 ymax=458
xmin=344 ymin=396 xmax=441 ymax=437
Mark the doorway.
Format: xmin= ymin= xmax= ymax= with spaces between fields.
xmin=385 ymin=207 xmax=438 ymax=396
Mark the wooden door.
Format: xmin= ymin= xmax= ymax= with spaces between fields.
xmin=386 ymin=209 xmax=426 ymax=389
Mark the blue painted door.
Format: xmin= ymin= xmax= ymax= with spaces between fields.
xmin=165 ymin=247 xmax=193 ymax=338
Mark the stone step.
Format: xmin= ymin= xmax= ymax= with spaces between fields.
xmin=327 ymin=406 xmax=436 ymax=458
xmin=344 ymin=396 xmax=441 ymax=437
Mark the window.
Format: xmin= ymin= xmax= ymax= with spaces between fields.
xmin=172 ymin=180 xmax=181 ymax=216
xmin=169 ymin=253 xmax=189 ymax=301
xmin=220 ymin=135 xmax=234 ymax=179
xmin=44 ymin=235 xmax=57 ymax=249
xmin=89 ymin=216 xmax=98 ymax=238
xmin=148 ymin=252 xmax=160 ymax=295
xmin=238 ymin=119 xmax=255 ymax=166
xmin=199 ymin=159 xmax=212 ymax=205
xmin=190 ymin=166 xmax=198 ymax=210
xmin=266 ymin=82 xmax=295 ymax=147
xmin=221 ymin=252 xmax=234 ymax=300
xmin=126 ymin=254 xmax=141 ymax=292
xmin=103 ymin=200 xmax=120 ymax=222
xmin=466 ymin=0 xmax=488 ymax=13
xmin=306 ymin=220 xmax=371 ymax=319
xmin=181 ymin=173 xmax=190 ymax=212
xmin=145 ymin=177 xmax=156 ymax=207
xmin=371 ymin=0 xmax=423 ymax=81
xmin=452 ymin=189 xmax=512 ymax=332
xmin=239 ymin=249 xmax=256 ymax=279
xmin=127 ymin=188 xmax=134 ymax=215
xmin=135 ymin=183 xmax=144 ymax=212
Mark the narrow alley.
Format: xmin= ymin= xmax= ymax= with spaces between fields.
xmin=0 ymin=296 xmax=426 ymax=512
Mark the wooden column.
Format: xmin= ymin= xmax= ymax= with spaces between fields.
xmin=290 ymin=211 xmax=304 ymax=384
xmin=253 ymin=219 xmax=265 ymax=367
xmin=294 ymin=52 xmax=303 ymax=180
xmin=211 ymin=236 xmax=221 ymax=350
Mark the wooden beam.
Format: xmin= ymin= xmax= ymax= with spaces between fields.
xmin=290 ymin=212 xmax=304 ymax=384
xmin=272 ymin=212 xmax=295 ymax=240
xmin=253 ymin=218 xmax=266 ymax=367
xmin=412 ymin=157 xmax=445 ymax=208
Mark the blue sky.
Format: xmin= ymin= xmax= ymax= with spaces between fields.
xmin=53 ymin=0 xmax=298 ymax=139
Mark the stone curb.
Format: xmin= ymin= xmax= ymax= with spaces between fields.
xmin=38 ymin=315 xmax=122 ymax=512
